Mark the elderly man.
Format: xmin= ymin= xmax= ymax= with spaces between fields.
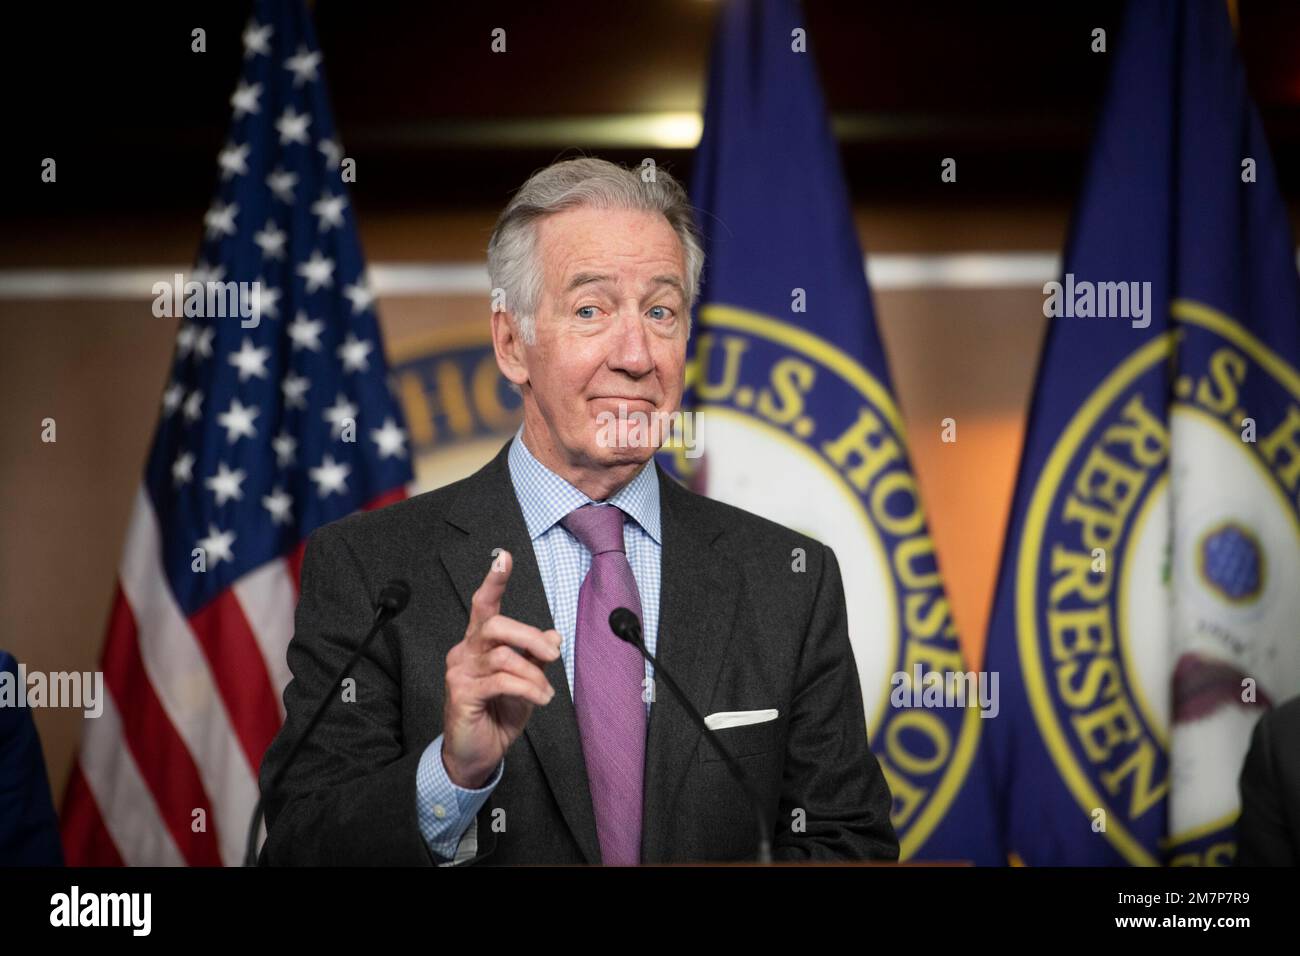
xmin=258 ymin=157 xmax=898 ymax=865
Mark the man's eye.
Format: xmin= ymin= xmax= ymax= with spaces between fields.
xmin=647 ymin=305 xmax=674 ymax=320
xmin=576 ymin=306 xmax=600 ymax=319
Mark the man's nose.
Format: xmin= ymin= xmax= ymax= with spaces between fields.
xmin=608 ymin=308 xmax=655 ymax=376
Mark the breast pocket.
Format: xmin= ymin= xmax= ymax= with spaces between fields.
xmin=699 ymin=717 xmax=782 ymax=763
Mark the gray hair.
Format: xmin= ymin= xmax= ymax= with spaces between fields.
xmin=486 ymin=157 xmax=704 ymax=344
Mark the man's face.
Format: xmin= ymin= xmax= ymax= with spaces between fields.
xmin=502 ymin=205 xmax=689 ymax=472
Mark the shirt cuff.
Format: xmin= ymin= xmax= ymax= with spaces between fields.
xmin=415 ymin=732 xmax=503 ymax=861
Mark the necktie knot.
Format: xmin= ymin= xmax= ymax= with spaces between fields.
xmin=560 ymin=503 xmax=627 ymax=555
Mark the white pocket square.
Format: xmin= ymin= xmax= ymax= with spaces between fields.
xmin=703 ymin=708 xmax=778 ymax=731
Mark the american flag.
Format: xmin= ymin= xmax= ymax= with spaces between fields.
xmin=60 ymin=0 xmax=413 ymax=865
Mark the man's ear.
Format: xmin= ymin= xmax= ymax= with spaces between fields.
xmin=491 ymin=311 xmax=529 ymax=387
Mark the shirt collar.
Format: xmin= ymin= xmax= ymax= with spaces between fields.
xmin=507 ymin=426 xmax=662 ymax=544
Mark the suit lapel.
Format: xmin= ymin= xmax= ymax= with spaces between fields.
xmin=439 ymin=440 xmax=602 ymax=864
xmin=640 ymin=464 xmax=741 ymax=862
xmin=440 ymin=445 xmax=741 ymax=864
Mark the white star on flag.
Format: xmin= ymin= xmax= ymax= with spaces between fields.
xmin=343 ymin=280 xmax=374 ymax=314
xmin=197 ymin=525 xmax=236 ymax=566
xmin=162 ymin=382 xmax=185 ymax=416
xmin=253 ymin=220 xmax=287 ymax=259
xmin=275 ymin=106 xmax=311 ymax=146
xmin=288 ymin=312 xmax=324 ymax=351
xmin=267 ymin=167 xmax=298 ymax=204
xmin=311 ymin=192 xmax=347 ymax=231
xmin=217 ymin=398 xmax=260 ymax=443
xmin=182 ymin=389 xmax=204 ymax=422
xmin=319 ymin=138 xmax=342 ymax=169
xmin=203 ymin=200 xmax=238 ymax=239
xmin=281 ymin=372 xmax=311 ymax=409
xmin=297 ymin=250 xmax=335 ymax=292
xmin=262 ymin=486 xmax=294 ymax=525
xmin=323 ymin=394 xmax=358 ymax=440
xmin=218 ymin=142 xmax=250 ymax=180
xmin=193 ymin=327 xmax=215 ymax=361
xmin=230 ymin=80 xmax=262 ymax=119
xmin=242 ymin=20 xmax=272 ymax=59
xmin=309 ymin=455 xmax=351 ymax=497
xmin=272 ymin=431 xmax=298 ymax=468
xmin=253 ymin=280 xmax=281 ymax=320
xmin=337 ymin=333 xmax=373 ymax=372
xmin=205 ymin=462 xmax=247 ymax=506
xmin=284 ymin=45 xmax=322 ymax=86
xmin=172 ymin=451 xmax=195 ymax=486
xmin=228 ymin=339 xmax=271 ymax=382
xmin=175 ymin=324 xmax=197 ymax=359
xmin=190 ymin=260 xmax=226 ymax=284
xmin=370 ymin=418 xmax=408 ymax=459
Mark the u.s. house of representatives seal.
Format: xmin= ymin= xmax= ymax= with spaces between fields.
xmin=1015 ymin=299 xmax=1300 ymax=865
xmin=659 ymin=303 xmax=984 ymax=860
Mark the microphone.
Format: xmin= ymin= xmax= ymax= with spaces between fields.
xmin=608 ymin=607 xmax=773 ymax=864
xmin=244 ymin=579 xmax=413 ymax=866
xmin=375 ymin=579 xmax=412 ymax=614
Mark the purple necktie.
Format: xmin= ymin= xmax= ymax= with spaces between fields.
xmin=560 ymin=503 xmax=646 ymax=866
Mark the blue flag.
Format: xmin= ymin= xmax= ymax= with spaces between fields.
xmin=666 ymin=0 xmax=1001 ymax=862
xmin=985 ymin=0 xmax=1300 ymax=865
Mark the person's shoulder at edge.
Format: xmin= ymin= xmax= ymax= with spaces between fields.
xmin=1247 ymin=695 xmax=1300 ymax=764
xmin=1260 ymin=694 xmax=1300 ymax=733
xmin=1237 ymin=693 xmax=1300 ymax=866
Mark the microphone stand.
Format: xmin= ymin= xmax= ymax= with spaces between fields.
xmin=243 ymin=582 xmax=410 ymax=866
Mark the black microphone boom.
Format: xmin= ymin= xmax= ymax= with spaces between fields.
xmin=608 ymin=607 xmax=773 ymax=864
xmin=243 ymin=578 xmax=412 ymax=866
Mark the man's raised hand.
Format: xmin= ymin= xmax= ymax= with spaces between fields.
xmin=441 ymin=549 xmax=561 ymax=788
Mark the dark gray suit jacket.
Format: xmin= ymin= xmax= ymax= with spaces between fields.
xmin=1236 ymin=696 xmax=1300 ymax=866
xmin=259 ymin=439 xmax=899 ymax=865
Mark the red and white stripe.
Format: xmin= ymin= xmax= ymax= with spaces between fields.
xmin=61 ymin=484 xmax=408 ymax=866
